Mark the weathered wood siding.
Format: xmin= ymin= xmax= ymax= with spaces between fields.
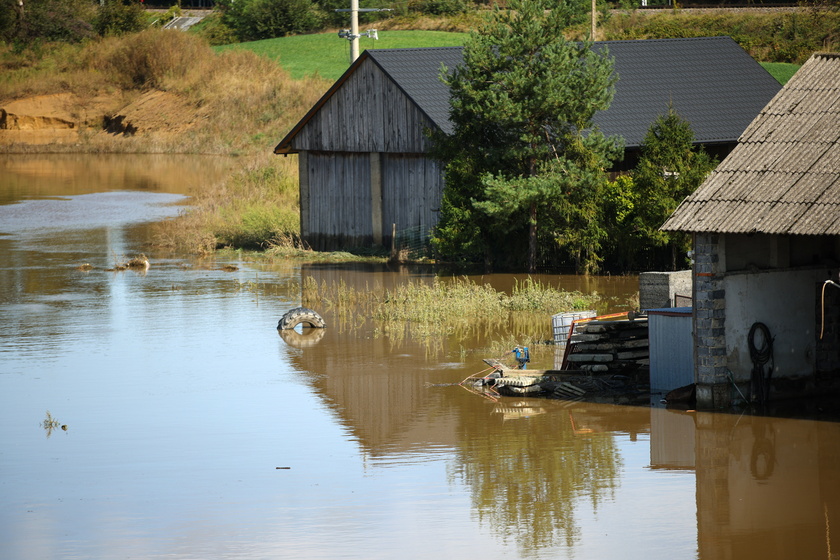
xmin=304 ymin=151 xmax=372 ymax=251
xmin=289 ymin=59 xmax=435 ymax=154
xmin=381 ymin=154 xmax=443 ymax=246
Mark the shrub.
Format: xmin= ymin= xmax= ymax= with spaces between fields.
xmin=2 ymin=0 xmax=96 ymax=44
xmin=95 ymin=28 xmax=214 ymax=89
xmin=95 ymin=0 xmax=147 ymax=37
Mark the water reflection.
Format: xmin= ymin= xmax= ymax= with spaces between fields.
xmin=1 ymin=155 xmax=839 ymax=560
xmin=694 ymin=411 xmax=840 ymax=560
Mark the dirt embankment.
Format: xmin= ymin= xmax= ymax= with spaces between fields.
xmin=0 ymin=89 xmax=207 ymax=149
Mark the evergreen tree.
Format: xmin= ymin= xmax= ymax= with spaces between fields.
xmin=626 ymin=106 xmax=718 ymax=271
xmin=431 ymin=0 xmax=621 ymax=273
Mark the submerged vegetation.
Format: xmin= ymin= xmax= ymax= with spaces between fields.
xmin=300 ymin=275 xmax=612 ymax=350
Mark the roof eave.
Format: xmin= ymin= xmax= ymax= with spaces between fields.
xmin=273 ymin=51 xmax=373 ymax=155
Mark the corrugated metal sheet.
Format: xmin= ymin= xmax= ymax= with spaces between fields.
xmin=648 ymin=308 xmax=694 ymax=392
xmin=663 ymin=52 xmax=840 ymax=235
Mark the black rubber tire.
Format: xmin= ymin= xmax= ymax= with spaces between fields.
xmin=277 ymin=307 xmax=326 ymax=330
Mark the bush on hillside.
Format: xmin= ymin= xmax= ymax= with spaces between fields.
xmin=95 ymin=0 xmax=147 ymax=37
xmin=0 ymin=0 xmax=96 ymax=44
xmin=94 ymin=28 xmax=214 ymax=89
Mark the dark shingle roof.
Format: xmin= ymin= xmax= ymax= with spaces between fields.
xmin=276 ymin=37 xmax=780 ymax=153
xmin=365 ymin=36 xmax=780 ymax=147
xmin=662 ymin=52 xmax=840 ymax=235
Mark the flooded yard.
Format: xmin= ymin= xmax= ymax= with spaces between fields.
xmin=1 ymin=155 xmax=838 ymax=560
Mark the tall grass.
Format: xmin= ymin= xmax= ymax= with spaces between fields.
xmin=153 ymin=152 xmax=301 ymax=254
xmin=595 ymin=8 xmax=839 ymax=64
xmin=300 ymin=275 xmax=607 ymax=342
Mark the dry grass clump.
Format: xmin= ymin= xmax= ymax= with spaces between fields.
xmin=153 ymin=153 xmax=301 ymax=254
xmin=87 ymin=28 xmax=216 ymax=90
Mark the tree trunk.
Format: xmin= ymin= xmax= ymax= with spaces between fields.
xmin=528 ymin=202 xmax=537 ymax=273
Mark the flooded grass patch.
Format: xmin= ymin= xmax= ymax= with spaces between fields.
xmin=302 ymin=275 xmax=605 ymax=354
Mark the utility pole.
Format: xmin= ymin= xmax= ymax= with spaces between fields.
xmin=350 ymin=0 xmax=360 ymax=62
xmin=336 ymin=3 xmax=391 ymax=63
xmin=590 ymin=0 xmax=597 ymax=41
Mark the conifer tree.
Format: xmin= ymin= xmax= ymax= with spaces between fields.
xmin=630 ymin=106 xmax=718 ymax=270
xmin=431 ymin=0 xmax=621 ymax=273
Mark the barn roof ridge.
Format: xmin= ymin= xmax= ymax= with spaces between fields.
xmin=275 ymin=36 xmax=781 ymax=154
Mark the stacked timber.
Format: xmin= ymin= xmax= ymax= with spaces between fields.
xmin=564 ymin=318 xmax=649 ymax=375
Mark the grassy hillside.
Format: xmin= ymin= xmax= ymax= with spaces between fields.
xmin=215 ymin=30 xmax=469 ymax=80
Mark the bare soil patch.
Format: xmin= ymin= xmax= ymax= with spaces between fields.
xmin=0 ymin=89 xmax=205 ymax=148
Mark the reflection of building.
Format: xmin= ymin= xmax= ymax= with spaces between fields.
xmin=650 ymin=407 xmax=695 ymax=470
xmin=694 ymin=413 xmax=840 ymax=560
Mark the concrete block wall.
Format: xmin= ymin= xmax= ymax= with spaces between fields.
xmin=693 ymin=233 xmax=730 ymax=409
xmin=639 ymin=270 xmax=693 ymax=310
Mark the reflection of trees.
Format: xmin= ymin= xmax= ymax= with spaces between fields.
xmin=450 ymin=401 xmax=628 ymax=555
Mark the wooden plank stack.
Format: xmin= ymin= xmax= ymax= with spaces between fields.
xmin=564 ymin=318 xmax=650 ymax=377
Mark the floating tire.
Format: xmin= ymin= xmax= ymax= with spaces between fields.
xmin=277 ymin=307 xmax=326 ymax=330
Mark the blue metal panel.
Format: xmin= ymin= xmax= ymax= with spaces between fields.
xmin=649 ymin=309 xmax=694 ymax=392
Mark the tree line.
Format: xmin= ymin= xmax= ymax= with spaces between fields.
xmin=430 ymin=0 xmax=718 ymax=274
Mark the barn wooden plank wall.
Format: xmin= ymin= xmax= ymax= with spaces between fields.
xmin=292 ymin=58 xmax=445 ymax=251
xmin=381 ymin=154 xmax=443 ymax=246
xmin=306 ymin=152 xmax=372 ymax=251
xmin=291 ymin=60 xmax=434 ymax=154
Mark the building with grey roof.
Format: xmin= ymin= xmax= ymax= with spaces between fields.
xmin=275 ymin=36 xmax=780 ymax=252
xmin=662 ymin=52 xmax=840 ymax=409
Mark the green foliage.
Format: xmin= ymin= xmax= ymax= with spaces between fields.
xmin=0 ymin=0 xmax=96 ymax=44
xmin=95 ymin=0 xmax=147 ymax=37
xmin=603 ymin=106 xmax=717 ymax=271
xmin=316 ymin=0 xmax=396 ymax=27
xmin=431 ymin=0 xmax=621 ymax=273
xmin=411 ymin=0 xmax=470 ymax=16
xmin=190 ymin=12 xmax=240 ymax=46
xmin=216 ymin=0 xmax=325 ymax=41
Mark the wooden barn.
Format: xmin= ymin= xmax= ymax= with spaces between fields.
xmin=662 ymin=52 xmax=840 ymax=410
xmin=274 ymin=36 xmax=782 ymax=252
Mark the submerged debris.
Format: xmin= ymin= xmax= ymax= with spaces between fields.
xmin=106 ymin=254 xmax=150 ymax=272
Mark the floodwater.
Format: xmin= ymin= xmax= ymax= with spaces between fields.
xmin=1 ymin=154 xmax=839 ymax=560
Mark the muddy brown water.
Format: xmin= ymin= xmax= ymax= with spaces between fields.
xmin=1 ymin=154 xmax=838 ymax=560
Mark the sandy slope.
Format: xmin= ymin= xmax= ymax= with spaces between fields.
xmin=0 ymin=90 xmax=204 ymax=147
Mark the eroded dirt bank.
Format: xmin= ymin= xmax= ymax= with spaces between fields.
xmin=0 ymin=90 xmax=207 ymax=150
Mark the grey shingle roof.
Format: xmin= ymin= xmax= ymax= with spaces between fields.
xmin=365 ymin=36 xmax=779 ymax=147
xmin=662 ymin=52 xmax=840 ymax=235
xmin=276 ymin=37 xmax=779 ymax=153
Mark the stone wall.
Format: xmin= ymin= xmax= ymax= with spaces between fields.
xmin=694 ymin=233 xmax=730 ymax=409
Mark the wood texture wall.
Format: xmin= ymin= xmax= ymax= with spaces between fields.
xmin=305 ymin=152 xmax=373 ymax=251
xmin=381 ymin=154 xmax=443 ymax=242
xmin=292 ymin=58 xmax=445 ymax=251
xmin=289 ymin=59 xmax=435 ymax=154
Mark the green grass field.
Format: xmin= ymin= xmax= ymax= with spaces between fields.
xmin=215 ymin=30 xmax=469 ymax=80
xmin=760 ymin=62 xmax=801 ymax=85
xmin=219 ymin=31 xmax=800 ymax=85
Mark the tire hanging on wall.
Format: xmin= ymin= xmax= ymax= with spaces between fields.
xmin=277 ymin=307 xmax=326 ymax=330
